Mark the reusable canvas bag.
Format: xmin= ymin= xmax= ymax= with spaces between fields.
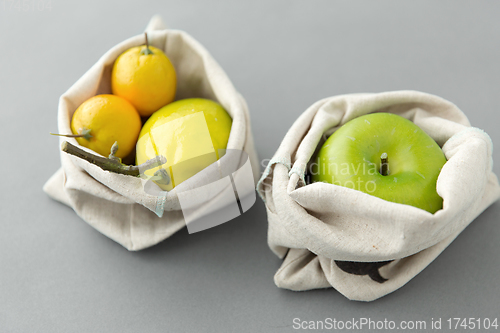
xmin=44 ymin=16 xmax=259 ymax=251
xmin=257 ymin=90 xmax=500 ymax=301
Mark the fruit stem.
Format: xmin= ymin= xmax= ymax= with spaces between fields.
xmin=380 ymin=152 xmax=389 ymax=176
xmin=141 ymin=32 xmax=154 ymax=55
xmin=50 ymin=128 xmax=92 ymax=141
xmin=108 ymin=141 xmax=121 ymax=163
xmin=61 ymin=141 xmax=166 ymax=177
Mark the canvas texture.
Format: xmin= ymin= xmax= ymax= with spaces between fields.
xmin=256 ymin=90 xmax=500 ymax=301
xmin=43 ymin=16 xmax=259 ymax=251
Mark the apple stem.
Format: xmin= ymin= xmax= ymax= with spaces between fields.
xmin=60 ymin=141 xmax=166 ymax=176
xmin=380 ymin=152 xmax=389 ymax=176
xmin=141 ymin=32 xmax=154 ymax=55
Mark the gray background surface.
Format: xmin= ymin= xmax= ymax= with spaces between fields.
xmin=1 ymin=1 xmax=499 ymax=332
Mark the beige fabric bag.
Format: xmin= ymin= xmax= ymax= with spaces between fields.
xmin=43 ymin=16 xmax=259 ymax=251
xmin=256 ymin=91 xmax=500 ymax=301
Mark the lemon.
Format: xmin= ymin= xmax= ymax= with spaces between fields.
xmin=136 ymin=98 xmax=232 ymax=190
xmin=70 ymin=94 xmax=141 ymax=158
xmin=111 ymin=43 xmax=176 ymax=117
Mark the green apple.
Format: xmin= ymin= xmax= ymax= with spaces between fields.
xmin=312 ymin=112 xmax=447 ymax=213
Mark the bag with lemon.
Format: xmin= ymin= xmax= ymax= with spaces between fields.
xmin=44 ymin=16 xmax=259 ymax=250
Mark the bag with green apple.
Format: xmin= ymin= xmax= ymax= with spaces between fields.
xmin=257 ymin=90 xmax=500 ymax=301
xmin=44 ymin=16 xmax=260 ymax=250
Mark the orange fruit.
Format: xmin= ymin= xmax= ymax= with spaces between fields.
xmin=111 ymin=44 xmax=176 ymax=117
xmin=70 ymin=94 xmax=141 ymax=158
